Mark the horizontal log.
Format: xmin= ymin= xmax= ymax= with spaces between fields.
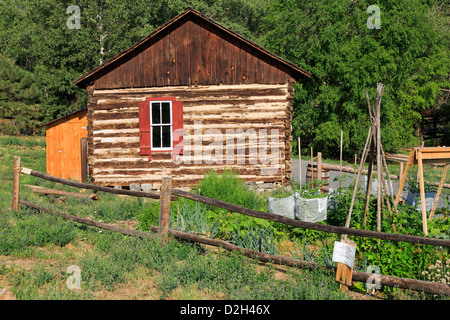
xmin=18 ymin=199 xmax=450 ymax=296
xmin=21 ymin=167 xmax=161 ymax=200
xmin=93 ymin=87 xmax=289 ymax=100
xmin=172 ymin=189 xmax=450 ymax=247
xmin=25 ymin=185 xmax=99 ymax=200
xmin=19 ymin=200 xmax=158 ymax=240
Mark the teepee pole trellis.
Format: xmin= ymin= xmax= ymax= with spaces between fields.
xmin=343 ymin=83 xmax=396 ymax=238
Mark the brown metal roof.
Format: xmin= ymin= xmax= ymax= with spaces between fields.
xmin=74 ymin=7 xmax=310 ymax=88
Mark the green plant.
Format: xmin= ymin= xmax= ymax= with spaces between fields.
xmin=268 ymin=186 xmax=293 ymax=199
xmin=290 ymin=237 xmax=334 ymax=267
xmin=0 ymin=211 xmax=77 ymax=255
xmin=406 ymin=179 xmax=438 ymax=194
xmin=231 ymin=221 xmax=279 ymax=255
xmin=171 ymin=199 xmax=220 ymax=238
xmin=194 ymin=169 xmax=266 ymax=211
xmin=422 ymin=258 xmax=450 ymax=284
xmin=293 ymin=179 xmax=328 ymax=199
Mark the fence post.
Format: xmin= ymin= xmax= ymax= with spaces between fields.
xmin=12 ymin=156 xmax=21 ymax=211
xmin=159 ymin=177 xmax=172 ymax=241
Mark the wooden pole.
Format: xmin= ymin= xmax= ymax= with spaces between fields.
xmin=298 ymin=136 xmax=302 ymax=190
xmin=12 ymin=156 xmax=21 ymax=211
xmin=20 ymin=167 xmax=162 ymax=200
xmin=381 ymin=144 xmax=398 ymax=215
xmin=343 ymin=124 xmax=373 ymax=235
xmin=26 ymin=185 xmax=99 ymax=200
xmin=363 ymin=145 xmax=374 ymax=228
xmin=16 ymin=165 xmax=450 ymax=247
xmin=417 ymin=150 xmax=428 ymax=235
xmin=80 ymin=138 xmax=88 ymax=183
xmin=317 ymin=152 xmax=322 ymax=193
xmin=395 ymin=150 xmax=415 ymax=206
xmin=340 ymin=130 xmax=343 ymax=184
xmin=376 ymin=86 xmax=382 ymax=232
xmin=399 ymin=162 xmax=404 ymax=186
xmin=159 ymin=177 xmax=172 ymax=240
xmin=428 ymin=164 xmax=448 ymax=221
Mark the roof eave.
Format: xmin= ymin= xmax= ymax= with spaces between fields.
xmin=73 ymin=7 xmax=311 ymax=88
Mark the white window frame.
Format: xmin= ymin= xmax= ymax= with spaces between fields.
xmin=149 ymin=100 xmax=173 ymax=151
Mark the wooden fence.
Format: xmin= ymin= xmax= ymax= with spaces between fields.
xmin=10 ymin=156 xmax=450 ymax=296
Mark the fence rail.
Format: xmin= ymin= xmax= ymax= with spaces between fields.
xmin=10 ymin=156 xmax=450 ymax=296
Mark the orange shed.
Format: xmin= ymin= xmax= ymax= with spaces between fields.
xmin=44 ymin=108 xmax=88 ymax=182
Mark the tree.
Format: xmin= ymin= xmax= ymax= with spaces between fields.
xmin=0 ymin=55 xmax=42 ymax=135
xmin=260 ymin=0 xmax=449 ymax=159
xmin=0 ymin=0 xmax=267 ymax=125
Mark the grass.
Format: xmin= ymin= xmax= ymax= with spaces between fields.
xmin=0 ymin=134 xmax=351 ymax=300
xmin=1 ymin=134 xmax=448 ymax=300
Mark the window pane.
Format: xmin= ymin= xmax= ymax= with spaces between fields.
xmin=162 ymin=125 xmax=172 ymax=148
xmin=161 ymin=102 xmax=171 ymax=124
xmin=151 ymin=102 xmax=161 ymax=124
xmin=152 ymin=126 xmax=161 ymax=148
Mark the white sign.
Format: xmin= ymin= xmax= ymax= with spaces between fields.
xmin=332 ymin=241 xmax=356 ymax=269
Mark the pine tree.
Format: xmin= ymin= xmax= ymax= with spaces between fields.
xmin=0 ymin=55 xmax=42 ymax=135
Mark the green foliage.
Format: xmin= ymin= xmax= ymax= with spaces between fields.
xmin=173 ymin=199 xmax=221 ymax=238
xmin=290 ymin=237 xmax=334 ymax=267
xmin=327 ymin=177 xmax=372 ymax=229
xmin=194 ymin=169 xmax=266 ymax=211
xmin=0 ymin=210 xmax=77 ymax=255
xmin=293 ymin=179 xmax=328 ymax=199
xmin=0 ymin=55 xmax=42 ymax=134
xmin=261 ymin=0 xmax=449 ymax=158
xmin=231 ymin=222 xmax=279 ymax=255
xmin=355 ymin=203 xmax=448 ymax=282
xmin=405 ymin=179 xmax=438 ymax=194
xmin=268 ymin=186 xmax=293 ymax=199
xmin=8 ymin=264 xmax=93 ymax=300
xmin=0 ymin=0 xmax=268 ymax=124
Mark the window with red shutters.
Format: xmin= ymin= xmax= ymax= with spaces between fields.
xmin=138 ymin=97 xmax=183 ymax=161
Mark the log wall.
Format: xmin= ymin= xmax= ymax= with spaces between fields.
xmin=88 ymin=83 xmax=293 ymax=190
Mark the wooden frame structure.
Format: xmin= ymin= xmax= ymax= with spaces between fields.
xmin=394 ymin=147 xmax=450 ymax=235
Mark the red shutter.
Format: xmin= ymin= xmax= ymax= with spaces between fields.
xmin=139 ymin=97 xmax=182 ymax=162
xmin=138 ymin=100 xmax=151 ymax=156
xmin=172 ymin=100 xmax=184 ymax=161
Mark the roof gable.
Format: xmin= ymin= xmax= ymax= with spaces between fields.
xmin=74 ymin=8 xmax=310 ymax=89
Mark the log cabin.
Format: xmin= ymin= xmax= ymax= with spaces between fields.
xmin=73 ymin=7 xmax=311 ymax=191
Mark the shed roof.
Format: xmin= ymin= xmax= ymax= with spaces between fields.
xmin=74 ymin=7 xmax=310 ymax=89
xmin=42 ymin=107 xmax=87 ymax=127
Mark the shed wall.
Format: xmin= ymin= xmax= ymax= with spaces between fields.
xmin=45 ymin=109 xmax=88 ymax=182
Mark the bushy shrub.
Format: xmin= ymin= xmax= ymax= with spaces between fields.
xmin=194 ymin=169 xmax=266 ymax=211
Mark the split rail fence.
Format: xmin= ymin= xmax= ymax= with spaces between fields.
xmin=10 ymin=155 xmax=450 ymax=296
